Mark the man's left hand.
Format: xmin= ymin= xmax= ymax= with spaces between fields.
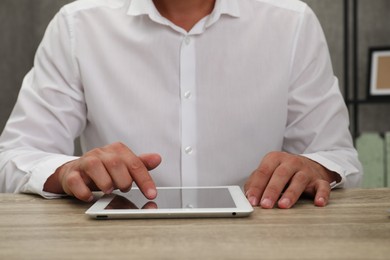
xmin=244 ymin=151 xmax=341 ymax=209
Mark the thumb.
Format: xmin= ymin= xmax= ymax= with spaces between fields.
xmin=138 ymin=153 xmax=162 ymax=170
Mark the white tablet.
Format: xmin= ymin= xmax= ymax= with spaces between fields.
xmin=85 ymin=186 xmax=253 ymax=219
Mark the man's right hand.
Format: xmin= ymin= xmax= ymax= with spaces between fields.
xmin=43 ymin=142 xmax=161 ymax=202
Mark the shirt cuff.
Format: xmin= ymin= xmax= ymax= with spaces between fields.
xmin=24 ymin=155 xmax=79 ymax=199
xmin=301 ymin=153 xmax=346 ymax=189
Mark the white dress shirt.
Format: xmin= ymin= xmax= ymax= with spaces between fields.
xmin=0 ymin=0 xmax=362 ymax=198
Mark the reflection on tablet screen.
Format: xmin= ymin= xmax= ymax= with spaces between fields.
xmin=105 ymin=188 xmax=236 ymax=210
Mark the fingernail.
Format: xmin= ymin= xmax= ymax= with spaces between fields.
xmin=105 ymin=187 xmax=114 ymax=194
xmin=123 ymin=187 xmax=131 ymax=193
xmin=147 ymin=188 xmax=157 ymax=199
xmin=248 ymin=196 xmax=258 ymax=206
xmin=316 ymin=197 xmax=326 ymax=206
xmin=87 ymin=195 xmax=94 ymax=202
xmin=279 ymin=198 xmax=291 ymax=208
xmin=261 ymin=198 xmax=273 ymax=208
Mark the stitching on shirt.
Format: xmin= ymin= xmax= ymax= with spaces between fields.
xmin=60 ymin=11 xmax=80 ymax=88
xmin=252 ymin=0 xmax=306 ymax=12
xmin=61 ymin=0 xmax=125 ymax=15
xmin=287 ymin=4 xmax=307 ymax=87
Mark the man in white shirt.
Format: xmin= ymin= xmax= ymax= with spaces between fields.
xmin=0 ymin=0 xmax=362 ymax=209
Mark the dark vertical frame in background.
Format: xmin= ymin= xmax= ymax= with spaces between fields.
xmin=346 ymin=0 xmax=390 ymax=140
xmin=344 ymin=0 xmax=351 ymax=135
xmin=352 ymin=0 xmax=359 ymax=140
xmin=344 ymin=0 xmax=349 ymax=106
xmin=344 ymin=0 xmax=359 ymax=140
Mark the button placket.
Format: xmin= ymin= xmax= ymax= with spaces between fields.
xmin=180 ymin=34 xmax=197 ymax=186
xmin=184 ymin=36 xmax=191 ymax=45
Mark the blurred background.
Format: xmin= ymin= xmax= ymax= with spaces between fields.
xmin=0 ymin=0 xmax=389 ymax=187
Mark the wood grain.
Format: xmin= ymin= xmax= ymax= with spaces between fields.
xmin=1 ymin=189 xmax=390 ymax=260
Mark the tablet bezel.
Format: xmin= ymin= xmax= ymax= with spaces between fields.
xmin=85 ymin=186 xmax=253 ymax=219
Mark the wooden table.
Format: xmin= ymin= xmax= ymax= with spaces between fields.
xmin=1 ymin=189 xmax=390 ymax=260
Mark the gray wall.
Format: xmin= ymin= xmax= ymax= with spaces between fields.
xmin=304 ymin=0 xmax=390 ymax=136
xmin=1 ymin=0 xmax=74 ymax=130
xmin=355 ymin=0 xmax=390 ymax=134
xmin=1 ymin=0 xmax=390 ymax=143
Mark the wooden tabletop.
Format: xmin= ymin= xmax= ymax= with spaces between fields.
xmin=1 ymin=188 xmax=390 ymax=260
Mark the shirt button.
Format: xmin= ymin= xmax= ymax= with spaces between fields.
xmin=184 ymin=146 xmax=193 ymax=155
xmin=184 ymin=91 xmax=192 ymax=99
xmin=184 ymin=36 xmax=191 ymax=45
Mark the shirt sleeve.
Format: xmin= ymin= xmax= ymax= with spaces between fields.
xmin=0 ymin=8 xmax=86 ymax=197
xmin=283 ymin=6 xmax=363 ymax=187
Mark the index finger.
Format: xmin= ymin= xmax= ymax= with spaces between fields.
xmin=125 ymin=155 xmax=157 ymax=200
xmin=244 ymin=153 xmax=281 ymax=206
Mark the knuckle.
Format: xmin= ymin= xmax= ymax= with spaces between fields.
xmin=275 ymin=165 xmax=290 ymax=177
xmin=61 ymin=171 xmax=92 ymax=201
xmin=264 ymin=151 xmax=280 ymax=161
xmin=254 ymin=166 xmax=272 ymax=177
xmin=100 ymin=182 xmax=114 ymax=192
xmin=265 ymin=185 xmax=280 ymax=196
xmin=318 ymin=180 xmax=331 ymax=191
xmin=283 ymin=188 xmax=301 ymax=200
xmin=247 ymin=186 xmax=262 ymax=197
xmin=81 ymin=156 xmax=101 ymax=170
xmin=87 ymin=147 xmax=104 ymax=156
xmin=294 ymin=171 xmax=310 ymax=184
xmin=118 ymin=182 xmax=132 ymax=191
xmin=110 ymin=142 xmax=128 ymax=152
xmin=289 ymin=156 xmax=302 ymax=166
xmin=64 ymin=172 xmax=80 ymax=188
xmin=128 ymin=159 xmax=144 ymax=171
xmin=76 ymin=191 xmax=92 ymax=202
xmin=244 ymin=177 xmax=264 ymax=197
xmin=105 ymin=156 xmax=122 ymax=169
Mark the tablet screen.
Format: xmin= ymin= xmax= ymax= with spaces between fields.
xmin=105 ymin=187 xmax=236 ymax=210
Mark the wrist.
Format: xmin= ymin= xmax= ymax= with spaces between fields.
xmin=324 ymin=169 xmax=342 ymax=184
xmin=43 ymin=164 xmax=67 ymax=194
xmin=307 ymin=157 xmax=341 ymax=184
xmin=316 ymin=164 xmax=341 ymax=184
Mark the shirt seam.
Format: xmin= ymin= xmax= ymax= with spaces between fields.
xmin=287 ymin=4 xmax=307 ymax=87
xmin=59 ymin=7 xmax=81 ymax=92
